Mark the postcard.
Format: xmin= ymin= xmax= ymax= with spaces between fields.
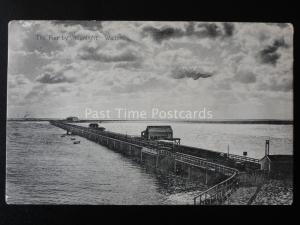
xmin=6 ymin=21 xmax=293 ymax=205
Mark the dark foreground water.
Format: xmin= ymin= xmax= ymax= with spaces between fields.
xmin=6 ymin=121 xmax=293 ymax=204
xmin=6 ymin=122 xmax=201 ymax=205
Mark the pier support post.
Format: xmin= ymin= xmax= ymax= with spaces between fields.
xmin=174 ymin=160 xmax=177 ymax=173
xmin=129 ymin=145 xmax=132 ymax=155
xmin=140 ymin=151 xmax=143 ymax=163
xmin=187 ymin=166 xmax=191 ymax=179
xmin=205 ymin=167 xmax=208 ymax=185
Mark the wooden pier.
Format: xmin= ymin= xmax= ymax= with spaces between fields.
xmin=50 ymin=120 xmax=257 ymax=205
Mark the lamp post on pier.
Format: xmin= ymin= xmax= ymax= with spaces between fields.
xmin=227 ymin=144 xmax=230 ymax=158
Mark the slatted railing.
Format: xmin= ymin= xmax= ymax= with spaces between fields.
xmin=227 ymin=154 xmax=259 ymax=164
xmin=173 ymin=153 xmax=239 ymax=205
xmin=193 ymin=170 xmax=238 ymax=205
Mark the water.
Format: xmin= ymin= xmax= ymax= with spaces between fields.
xmin=6 ymin=121 xmax=293 ymax=204
xmin=76 ymin=121 xmax=293 ymax=158
xmin=6 ymin=121 xmax=202 ymax=205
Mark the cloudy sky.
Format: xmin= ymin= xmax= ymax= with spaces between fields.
xmin=7 ymin=21 xmax=293 ymax=119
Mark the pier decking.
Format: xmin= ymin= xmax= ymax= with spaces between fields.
xmin=49 ymin=120 xmax=259 ymax=205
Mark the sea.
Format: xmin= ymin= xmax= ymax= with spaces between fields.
xmin=6 ymin=121 xmax=293 ymax=204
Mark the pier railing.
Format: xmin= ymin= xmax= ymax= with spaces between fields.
xmin=174 ymin=153 xmax=239 ymax=205
xmin=193 ymin=170 xmax=238 ymax=205
xmin=227 ymin=154 xmax=259 ymax=164
xmin=158 ymin=149 xmax=174 ymax=157
xmin=175 ymin=153 xmax=237 ymax=176
xmin=173 ymin=152 xmax=239 ymax=205
xmin=163 ymin=141 xmax=260 ymax=167
xmin=142 ymin=147 xmax=158 ymax=155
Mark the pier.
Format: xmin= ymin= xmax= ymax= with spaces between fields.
xmin=49 ymin=120 xmax=260 ymax=205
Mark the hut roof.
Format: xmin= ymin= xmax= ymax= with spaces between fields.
xmin=146 ymin=126 xmax=173 ymax=132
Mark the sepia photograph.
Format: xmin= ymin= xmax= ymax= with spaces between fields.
xmin=6 ymin=21 xmax=293 ymax=205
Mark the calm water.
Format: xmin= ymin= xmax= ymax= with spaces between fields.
xmin=6 ymin=121 xmax=293 ymax=204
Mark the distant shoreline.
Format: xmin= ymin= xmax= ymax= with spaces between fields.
xmin=7 ymin=118 xmax=293 ymax=125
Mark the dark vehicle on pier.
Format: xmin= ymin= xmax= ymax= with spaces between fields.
xmin=89 ymin=123 xmax=99 ymax=128
xmin=66 ymin=116 xmax=79 ymax=122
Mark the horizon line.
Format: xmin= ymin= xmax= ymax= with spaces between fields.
xmin=6 ymin=118 xmax=294 ymax=124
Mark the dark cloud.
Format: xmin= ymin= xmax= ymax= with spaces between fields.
xmin=197 ymin=23 xmax=222 ymax=38
xmin=79 ymin=46 xmax=139 ymax=62
xmin=52 ymin=20 xmax=103 ymax=31
xmin=196 ymin=23 xmax=235 ymax=38
xmin=235 ymin=71 xmax=257 ymax=84
xmin=142 ymin=26 xmax=185 ymax=43
xmin=171 ymin=67 xmax=213 ymax=80
xmin=142 ymin=22 xmax=235 ymax=43
xmin=117 ymin=34 xmax=137 ymax=43
xmin=274 ymin=38 xmax=289 ymax=48
xmin=185 ymin=22 xmax=195 ymax=36
xmin=223 ymin=23 xmax=235 ymax=37
xmin=259 ymin=38 xmax=289 ymax=65
xmin=36 ymin=72 xmax=76 ymax=84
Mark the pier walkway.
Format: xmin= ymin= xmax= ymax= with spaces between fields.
xmin=50 ymin=120 xmax=253 ymax=205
